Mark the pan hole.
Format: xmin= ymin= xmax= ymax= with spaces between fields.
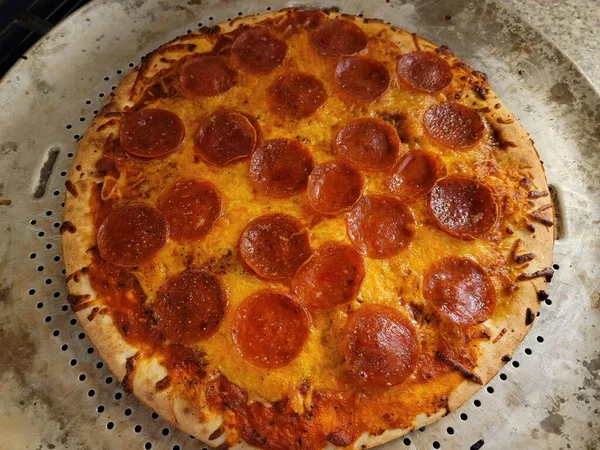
xmin=66 ymin=124 xmax=72 ymax=129
xmin=145 ymin=443 xmax=152 ymax=449
xmin=125 ymin=408 xmax=132 ymax=416
xmin=460 ymin=413 xmax=468 ymax=421
xmin=104 ymin=76 xmax=109 ymax=81
xmin=116 ymin=70 xmax=122 ymax=74
xmin=432 ymin=442 xmax=440 ymax=449
xmin=85 ymin=100 xmax=91 ymax=105
xmin=129 ymin=63 xmax=134 ymax=67
xmin=97 ymin=405 xmax=104 ymax=413
xmin=88 ymin=347 xmax=95 ymax=354
xmin=418 ymin=427 xmax=425 ymax=432
xmin=38 ymin=231 xmax=44 ymax=237
xmin=209 ymin=16 xmax=214 ymax=20
xmin=135 ymin=425 xmax=143 ymax=433
xmin=107 ymin=422 xmax=114 ymax=430
xmin=474 ymin=399 xmax=481 ymax=407
xmin=37 ymin=265 xmax=44 ymax=271
xmin=548 ymin=185 xmax=565 ymax=239
xmin=106 ymin=376 xmax=113 ymax=384
xmin=79 ymin=374 xmax=86 ymax=381
xmin=70 ymin=359 xmax=77 ymax=366
xmin=96 ymin=361 xmax=104 ymax=369
xmin=403 ymin=438 xmax=411 ymax=446
xmin=447 ymin=427 xmax=454 ymax=435
xmin=88 ymin=389 xmax=95 ymax=397
xmin=44 ymin=316 xmax=52 ymax=322
xmin=36 ymin=302 xmax=43 ymax=308
xmin=537 ymin=336 xmax=544 ymax=343
xmin=61 ymin=304 xmax=68 ymax=311
xmin=30 ymin=219 xmax=37 ymax=225
xmin=500 ymin=373 xmax=507 ymax=381
xmin=266 ymin=6 xmax=271 ymax=10
xmin=30 ymin=290 xmax=37 ymax=296
xmin=61 ymin=344 xmax=68 ymax=351
xmin=30 ymin=252 xmax=36 ymax=259
xmin=53 ymin=330 xmax=60 ymax=336
xmin=152 ymin=412 xmax=159 ymax=419
xmin=70 ymin=318 xmax=77 ymax=325
xmin=54 ymin=256 xmax=61 ymax=262
xmin=173 ymin=446 xmax=181 ymax=450
xmin=552 ymin=264 xmax=559 ymax=270
xmin=115 ymin=392 xmax=122 ymax=400
xmin=45 ymin=278 xmax=52 ymax=285
xmin=60 ymin=171 xmax=67 ymax=176
xmin=162 ymin=428 xmax=170 ymax=436
xmin=545 ymin=298 xmax=552 ymax=305
xmin=33 ymin=147 xmax=60 ymax=198
xmin=486 ymin=386 xmax=494 ymax=394
xmin=512 ymin=360 xmax=520 ymax=368
xmin=73 ymin=135 xmax=79 ymax=140
xmin=525 ymin=348 xmax=532 ymax=355
xmin=53 ymin=291 xmax=60 ymax=298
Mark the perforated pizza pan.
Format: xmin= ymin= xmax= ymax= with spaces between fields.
xmin=0 ymin=0 xmax=598 ymax=449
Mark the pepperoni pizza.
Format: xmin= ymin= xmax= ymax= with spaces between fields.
xmin=62 ymin=9 xmax=555 ymax=449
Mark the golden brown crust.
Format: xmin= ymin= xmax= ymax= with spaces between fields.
xmin=62 ymin=8 xmax=554 ymax=450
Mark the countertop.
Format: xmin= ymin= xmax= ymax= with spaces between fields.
xmin=502 ymin=0 xmax=600 ymax=88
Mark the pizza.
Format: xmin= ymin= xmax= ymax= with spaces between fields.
xmin=62 ymin=8 xmax=555 ymax=449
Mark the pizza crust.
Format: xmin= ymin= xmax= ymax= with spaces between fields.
xmin=62 ymin=9 xmax=554 ymax=450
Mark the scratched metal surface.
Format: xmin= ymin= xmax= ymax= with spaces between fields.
xmin=0 ymin=0 xmax=598 ymax=449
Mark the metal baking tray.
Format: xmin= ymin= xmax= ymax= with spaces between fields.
xmin=0 ymin=0 xmax=598 ymax=449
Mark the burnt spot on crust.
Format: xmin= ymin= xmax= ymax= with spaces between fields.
xmin=209 ymin=426 xmax=226 ymax=441
xmin=493 ymin=328 xmax=507 ymax=344
xmin=65 ymin=180 xmax=78 ymax=198
xmin=537 ymin=290 xmax=550 ymax=302
xmin=473 ymin=82 xmax=490 ymax=100
xmin=199 ymin=25 xmax=222 ymax=35
xmin=67 ymin=294 xmax=93 ymax=312
xmin=529 ymin=190 xmax=549 ymax=199
xmin=529 ymin=203 xmax=554 ymax=227
xmin=512 ymin=239 xmax=535 ymax=264
xmin=436 ymin=351 xmax=483 ymax=384
xmin=525 ymin=308 xmax=535 ymax=326
xmin=327 ymin=430 xmax=355 ymax=447
xmin=122 ymin=353 xmax=141 ymax=394
xmin=87 ymin=306 xmax=100 ymax=322
xmin=501 ymin=354 xmax=512 ymax=363
xmin=518 ymin=267 xmax=554 ymax=282
xmin=156 ymin=375 xmax=171 ymax=391
xmin=60 ymin=221 xmax=77 ymax=234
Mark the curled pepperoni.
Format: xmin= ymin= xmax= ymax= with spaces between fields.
xmin=249 ymin=138 xmax=314 ymax=198
xmin=334 ymin=56 xmax=390 ymax=101
xmin=306 ymin=161 xmax=363 ymax=215
xmin=231 ymin=27 xmax=287 ymax=73
xmin=268 ymin=72 xmax=327 ymax=118
xmin=423 ymin=257 xmax=496 ymax=326
xmin=292 ymin=243 xmax=365 ymax=312
xmin=157 ymin=179 xmax=221 ymax=242
xmin=153 ymin=269 xmax=228 ymax=343
xmin=120 ymin=109 xmax=185 ymax=158
xmin=347 ymin=195 xmax=415 ymax=259
xmin=388 ymin=150 xmax=447 ymax=202
xmin=310 ymin=19 xmax=367 ymax=57
xmin=195 ymin=110 xmax=258 ymax=166
xmin=397 ymin=51 xmax=453 ymax=93
xmin=335 ymin=118 xmax=401 ymax=171
xmin=429 ymin=176 xmax=498 ymax=239
xmin=180 ymin=56 xmax=237 ymax=98
xmin=97 ymin=203 xmax=167 ymax=267
xmin=238 ymin=214 xmax=311 ymax=280
xmin=424 ymin=102 xmax=485 ymax=149
xmin=342 ymin=304 xmax=419 ymax=387
xmin=232 ymin=290 xmax=310 ymax=368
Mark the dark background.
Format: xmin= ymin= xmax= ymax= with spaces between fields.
xmin=0 ymin=0 xmax=89 ymax=77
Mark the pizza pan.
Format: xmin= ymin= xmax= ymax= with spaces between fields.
xmin=0 ymin=0 xmax=598 ymax=449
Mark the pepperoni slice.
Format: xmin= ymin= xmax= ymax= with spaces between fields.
xmin=249 ymin=138 xmax=314 ymax=198
xmin=306 ymin=161 xmax=363 ymax=215
xmin=268 ymin=72 xmax=327 ymax=118
xmin=238 ymin=214 xmax=311 ymax=280
xmin=346 ymin=195 xmax=415 ymax=259
xmin=423 ymin=257 xmax=496 ymax=326
xmin=388 ymin=150 xmax=447 ymax=202
xmin=397 ymin=51 xmax=453 ymax=93
xmin=292 ymin=243 xmax=365 ymax=312
xmin=120 ymin=109 xmax=185 ymax=158
xmin=341 ymin=304 xmax=419 ymax=387
xmin=429 ymin=176 xmax=498 ymax=239
xmin=180 ymin=56 xmax=237 ymax=98
xmin=335 ymin=118 xmax=401 ymax=171
xmin=232 ymin=290 xmax=310 ymax=369
xmin=195 ymin=110 xmax=258 ymax=166
xmin=153 ymin=269 xmax=228 ymax=343
xmin=310 ymin=19 xmax=368 ymax=57
xmin=231 ymin=27 xmax=287 ymax=73
xmin=334 ymin=56 xmax=390 ymax=101
xmin=97 ymin=203 xmax=168 ymax=267
xmin=157 ymin=179 xmax=221 ymax=242
xmin=424 ymin=102 xmax=485 ymax=149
